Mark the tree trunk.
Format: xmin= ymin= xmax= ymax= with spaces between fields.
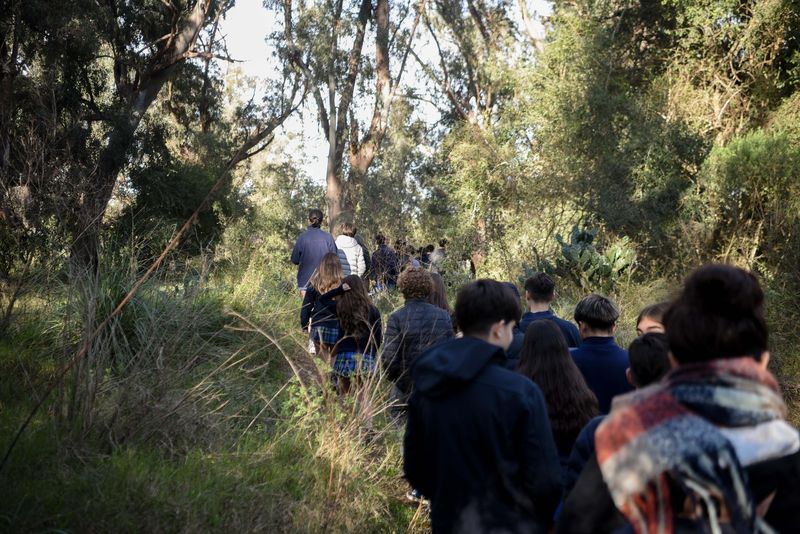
xmin=68 ymin=0 xmax=212 ymax=278
xmin=326 ymin=125 xmax=344 ymax=231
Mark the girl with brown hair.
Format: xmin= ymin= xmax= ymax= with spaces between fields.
xmin=319 ymin=275 xmax=382 ymax=393
xmin=300 ymin=252 xmax=344 ymax=357
xmin=516 ymin=320 xmax=599 ymax=469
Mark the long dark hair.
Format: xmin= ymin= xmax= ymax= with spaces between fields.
xmin=429 ymin=272 xmax=450 ymax=312
xmin=517 ymin=320 xmax=599 ymax=451
xmin=336 ymin=275 xmax=373 ymax=338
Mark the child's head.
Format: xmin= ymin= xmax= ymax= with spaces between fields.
xmin=627 ymin=333 xmax=671 ymax=388
xmin=455 ymin=280 xmax=521 ymax=349
xmin=375 ymin=234 xmax=386 ymax=245
xmin=574 ymin=294 xmax=619 ymax=337
xmin=338 ymin=221 xmax=356 ymax=237
xmin=310 ymin=252 xmax=343 ymax=293
xmin=503 ymin=281 xmax=521 ymax=300
xmin=524 ymin=273 xmax=555 ymax=304
xmin=398 ymin=267 xmax=433 ymax=300
xmin=664 ymin=264 xmax=768 ymax=365
xmin=636 ymin=301 xmax=669 ymax=335
xmin=519 ymin=319 xmax=571 ymax=373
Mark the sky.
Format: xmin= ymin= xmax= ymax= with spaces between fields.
xmin=217 ymin=0 xmax=553 ymax=183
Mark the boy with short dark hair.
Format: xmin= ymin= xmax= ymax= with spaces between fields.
xmin=562 ymin=332 xmax=671 ymax=497
xmin=570 ymin=294 xmax=632 ymax=414
xmin=404 ymin=279 xmax=561 ymax=533
xmin=520 ymin=273 xmax=581 ymax=347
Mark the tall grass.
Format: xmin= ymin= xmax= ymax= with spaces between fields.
xmin=3 ymin=246 xmax=798 ymax=532
xmin=1 ymin=252 xmax=424 ymax=532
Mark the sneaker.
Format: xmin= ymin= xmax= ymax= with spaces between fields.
xmin=406 ymin=488 xmax=423 ymax=503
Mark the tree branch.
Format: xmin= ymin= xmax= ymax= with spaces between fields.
xmin=283 ymin=0 xmax=330 ymax=139
xmin=334 ymin=0 xmax=372 ymax=144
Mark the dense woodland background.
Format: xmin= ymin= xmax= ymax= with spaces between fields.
xmin=2 ymin=0 xmax=799 ymax=531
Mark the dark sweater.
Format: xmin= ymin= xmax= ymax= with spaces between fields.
xmin=405 ymin=337 xmax=562 ymax=534
xmin=290 ymin=225 xmax=338 ymax=288
xmin=558 ymin=447 xmax=800 ymax=534
xmin=570 ymin=337 xmax=633 ymax=414
xmin=519 ymin=310 xmax=581 ymax=348
xmin=299 ymin=285 xmax=338 ymax=330
xmin=505 ymin=327 xmax=525 ymax=370
xmin=371 ymin=244 xmax=398 ymax=285
xmin=382 ymin=299 xmax=453 ymax=394
xmin=562 ymin=415 xmax=605 ymax=496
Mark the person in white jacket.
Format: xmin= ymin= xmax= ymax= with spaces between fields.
xmin=335 ymin=222 xmax=366 ymax=278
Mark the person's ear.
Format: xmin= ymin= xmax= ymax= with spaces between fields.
xmin=625 ymin=367 xmax=636 ymax=387
xmin=611 ymin=323 xmax=617 ymax=334
xmin=487 ymin=321 xmax=500 ymax=342
xmin=759 ymin=351 xmax=770 ymax=370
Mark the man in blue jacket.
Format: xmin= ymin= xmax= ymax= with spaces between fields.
xmin=290 ymin=209 xmax=337 ymax=294
xmin=518 ymin=273 xmax=581 ymax=347
xmin=569 ymin=294 xmax=633 ymax=414
xmin=404 ymin=279 xmax=562 ymax=533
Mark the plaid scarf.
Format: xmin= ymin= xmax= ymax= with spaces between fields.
xmin=596 ymin=357 xmax=799 ymax=534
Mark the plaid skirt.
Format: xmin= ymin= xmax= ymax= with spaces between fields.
xmin=312 ymin=325 xmax=340 ymax=346
xmin=332 ymin=351 xmax=377 ymax=377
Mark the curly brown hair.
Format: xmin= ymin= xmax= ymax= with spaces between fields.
xmin=398 ymin=267 xmax=433 ymax=300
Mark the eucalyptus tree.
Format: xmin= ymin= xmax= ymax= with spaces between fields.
xmin=0 ymin=0 xmax=303 ymax=283
xmin=278 ymin=0 xmax=421 ymax=227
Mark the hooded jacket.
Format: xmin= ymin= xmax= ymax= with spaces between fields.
xmin=404 ymin=337 xmax=562 ymax=534
xmin=335 ymin=235 xmax=366 ymax=277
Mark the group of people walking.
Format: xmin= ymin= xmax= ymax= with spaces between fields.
xmin=291 ymin=209 xmax=799 ymax=533
xmin=291 ymin=209 xmax=449 ymax=294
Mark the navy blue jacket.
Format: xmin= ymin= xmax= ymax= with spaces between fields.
xmin=300 ymin=285 xmax=338 ymax=330
xmin=290 ymin=225 xmax=337 ymax=288
xmin=334 ymin=304 xmax=382 ymax=355
xmin=404 ymin=337 xmax=562 ymax=533
xmin=570 ymin=337 xmax=633 ymax=414
xmin=519 ymin=311 xmax=581 ymax=348
xmin=504 ymin=327 xmax=525 ymax=370
xmin=562 ymin=415 xmax=605 ymax=497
